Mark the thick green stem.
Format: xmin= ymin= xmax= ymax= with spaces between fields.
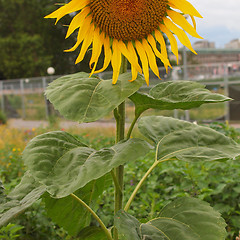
xmin=70 ymin=194 xmax=112 ymax=240
xmin=111 ymin=170 xmax=122 ymax=194
xmin=113 ymin=55 xmax=127 ymax=240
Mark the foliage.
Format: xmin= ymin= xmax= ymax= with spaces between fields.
xmin=0 ymin=0 xmax=79 ymax=79
xmin=0 ymin=125 xmax=115 ymax=239
xmin=1 ymin=122 xmax=240 ymax=239
xmin=115 ymin=197 xmax=226 ymax=240
xmin=0 ymin=34 xmax=51 ymax=79
xmin=1 ymin=72 xmax=239 ymax=240
xmin=209 ymin=121 xmax=240 ymax=142
xmin=0 ymin=111 xmax=7 ymax=124
xmin=0 ymin=223 xmax=24 ymax=240
xmin=46 ymin=72 xmax=144 ymax=123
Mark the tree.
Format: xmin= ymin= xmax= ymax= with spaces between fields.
xmin=0 ymin=0 xmax=84 ymax=79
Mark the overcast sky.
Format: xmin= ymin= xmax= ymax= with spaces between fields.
xmin=187 ymin=0 xmax=240 ymax=47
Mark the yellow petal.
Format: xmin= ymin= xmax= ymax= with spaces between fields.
xmin=89 ymin=29 xmax=103 ymax=68
xmin=89 ymin=30 xmax=104 ymax=76
xmin=94 ymin=36 xmax=112 ymax=74
xmin=168 ymin=0 xmax=203 ymax=18
xmin=129 ymin=66 xmax=138 ymax=82
xmin=66 ymin=7 xmax=90 ymax=38
xmin=75 ymin=25 xmax=94 ymax=64
xmin=111 ymin=40 xmax=122 ymax=84
xmin=147 ymin=34 xmax=171 ymax=72
xmin=65 ymin=15 xmax=92 ymax=52
xmin=190 ymin=15 xmax=197 ymax=30
xmin=163 ymin=18 xmax=197 ymax=54
xmin=167 ymin=9 xmax=202 ymax=39
xmin=135 ymin=40 xmax=149 ymax=86
xmin=90 ymin=62 xmax=98 ymax=77
xmin=45 ymin=0 xmax=88 ymax=23
xmin=142 ymin=39 xmax=160 ymax=79
xmin=158 ymin=25 xmax=179 ymax=63
xmin=154 ymin=30 xmax=168 ymax=59
xmin=127 ymin=41 xmax=141 ymax=81
xmin=117 ymin=41 xmax=142 ymax=74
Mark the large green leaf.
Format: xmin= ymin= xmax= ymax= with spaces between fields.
xmin=77 ymin=226 xmax=106 ymax=239
xmin=0 ymin=172 xmax=45 ymax=227
xmin=45 ymin=72 xmax=144 ymax=123
xmin=129 ymin=81 xmax=231 ymax=115
xmin=115 ymin=210 xmax=142 ymax=240
xmin=23 ymin=131 xmax=151 ymax=198
xmin=115 ymin=197 xmax=226 ymax=240
xmin=43 ymin=174 xmax=111 ymax=236
xmin=138 ymin=116 xmax=240 ymax=162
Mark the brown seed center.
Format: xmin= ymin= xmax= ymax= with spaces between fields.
xmin=89 ymin=0 xmax=168 ymax=41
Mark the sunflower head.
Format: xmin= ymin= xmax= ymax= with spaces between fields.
xmin=45 ymin=0 xmax=202 ymax=85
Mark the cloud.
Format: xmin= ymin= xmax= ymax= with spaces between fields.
xmin=191 ymin=0 xmax=240 ymax=31
xmin=189 ymin=0 xmax=240 ymax=46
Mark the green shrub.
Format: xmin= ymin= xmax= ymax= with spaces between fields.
xmin=0 ymin=111 xmax=7 ymax=124
xmin=0 ymin=223 xmax=24 ymax=240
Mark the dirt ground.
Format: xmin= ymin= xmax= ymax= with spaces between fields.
xmin=7 ymin=118 xmax=117 ymax=129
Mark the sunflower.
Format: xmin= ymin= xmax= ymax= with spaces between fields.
xmin=45 ymin=0 xmax=202 ymax=85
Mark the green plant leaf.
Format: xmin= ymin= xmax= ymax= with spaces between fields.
xmin=138 ymin=116 xmax=240 ymax=162
xmin=115 ymin=197 xmax=226 ymax=240
xmin=129 ymin=81 xmax=231 ymax=115
xmin=45 ymin=72 xmax=144 ymax=123
xmin=115 ymin=210 xmax=142 ymax=240
xmin=23 ymin=131 xmax=151 ymax=198
xmin=77 ymin=226 xmax=106 ymax=239
xmin=0 ymin=172 xmax=45 ymax=227
xmin=0 ymin=180 xmax=6 ymax=204
xmin=43 ymin=174 xmax=111 ymax=236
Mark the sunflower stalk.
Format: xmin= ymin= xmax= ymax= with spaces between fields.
xmin=113 ymin=55 xmax=127 ymax=240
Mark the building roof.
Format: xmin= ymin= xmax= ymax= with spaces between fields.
xmin=180 ymin=48 xmax=240 ymax=54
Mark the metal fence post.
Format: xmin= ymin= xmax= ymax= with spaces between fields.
xmin=20 ymin=79 xmax=26 ymax=119
xmin=224 ymin=64 xmax=230 ymax=121
xmin=0 ymin=81 xmax=4 ymax=113
xmin=42 ymin=77 xmax=49 ymax=119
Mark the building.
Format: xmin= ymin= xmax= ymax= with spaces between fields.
xmin=193 ymin=40 xmax=215 ymax=49
xmin=225 ymin=39 xmax=240 ymax=49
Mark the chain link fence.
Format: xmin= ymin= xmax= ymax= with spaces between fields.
xmin=1 ymin=62 xmax=240 ymax=122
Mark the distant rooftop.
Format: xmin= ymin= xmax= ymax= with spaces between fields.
xmin=180 ymin=48 xmax=240 ymax=53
